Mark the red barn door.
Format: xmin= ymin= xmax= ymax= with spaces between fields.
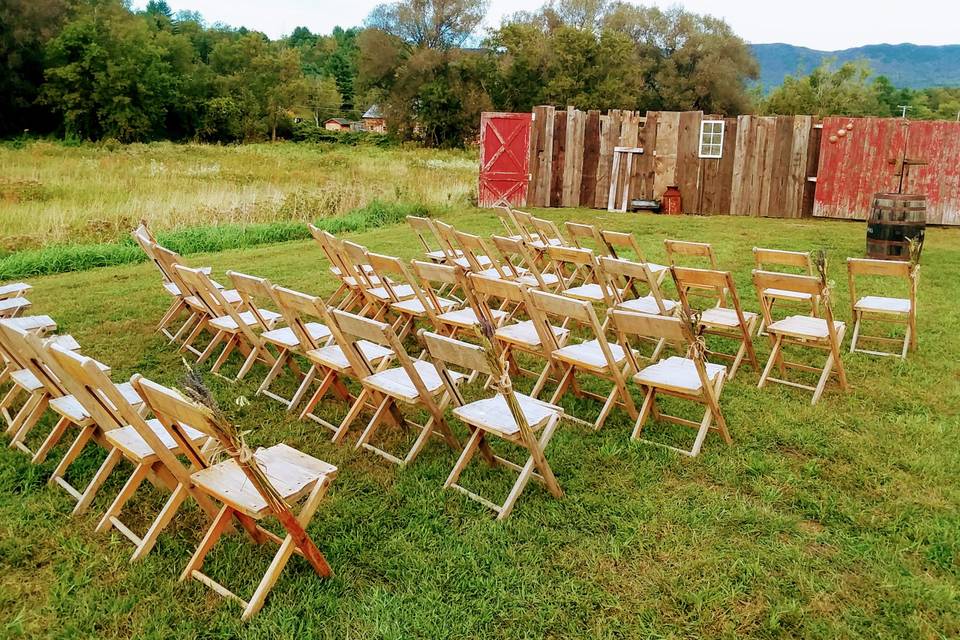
xmin=478 ymin=112 xmax=531 ymax=208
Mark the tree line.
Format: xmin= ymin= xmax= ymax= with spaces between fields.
xmin=1 ymin=0 xmax=956 ymax=147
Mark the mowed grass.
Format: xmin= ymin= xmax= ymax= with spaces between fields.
xmin=1 ymin=209 xmax=959 ymax=639
xmin=0 ymin=141 xmax=475 ymax=251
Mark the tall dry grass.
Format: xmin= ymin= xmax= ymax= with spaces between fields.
xmin=0 ymin=141 xmax=477 ymax=251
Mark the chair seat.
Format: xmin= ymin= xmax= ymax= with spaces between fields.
xmin=701 ymin=307 xmax=757 ymax=328
xmin=342 ymin=274 xmax=382 ymax=288
xmin=3 ymin=315 xmax=55 ymax=333
xmin=517 ymin=272 xmax=561 ymax=287
xmin=496 ymin=320 xmax=568 ymax=348
xmin=261 ymin=322 xmax=331 ymax=349
xmin=104 ymin=418 xmax=207 ymax=463
xmin=618 ymin=295 xmax=677 ymax=316
xmin=0 ymin=283 xmax=31 ymax=299
xmin=163 ymin=281 xmax=181 ymax=297
xmin=763 ymin=287 xmax=813 ymax=302
xmin=190 ymin=443 xmax=337 ymax=518
xmin=634 ymin=356 xmax=726 ymax=393
xmin=855 ymin=295 xmax=911 ymax=315
xmin=531 ymin=238 xmax=564 ymax=250
xmin=553 ymin=339 xmax=627 ymax=371
xmin=647 ymin=262 xmax=668 ymax=275
xmin=562 ymin=283 xmax=612 ymax=302
xmin=306 ymin=340 xmax=393 ymax=373
xmin=209 ymin=309 xmax=281 ymax=333
xmin=451 ymin=255 xmax=494 ymax=270
xmin=49 ymin=382 xmax=142 ymax=424
xmin=366 ymin=284 xmax=416 ymax=302
xmin=363 ymin=360 xmax=466 ymax=402
xmin=10 ymin=369 xmax=43 ymax=392
xmin=767 ymin=315 xmax=845 ymax=340
xmin=437 ymin=307 xmax=508 ymax=328
xmin=391 ymin=296 xmax=458 ymax=316
xmin=330 ymin=264 xmax=376 ymax=277
xmin=184 ymin=289 xmax=241 ymax=309
xmin=426 ymin=249 xmax=462 ymax=261
xmin=453 ymin=393 xmax=562 ymax=436
xmin=0 ymin=297 xmax=31 ymax=316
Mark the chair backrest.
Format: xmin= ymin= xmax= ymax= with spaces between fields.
xmin=670 ymin=266 xmax=736 ymax=309
xmin=406 ymin=215 xmax=444 ymax=257
xmin=495 ymin=207 xmax=524 ymax=239
xmin=151 ymin=244 xmax=192 ymax=295
xmin=752 ymin=247 xmax=813 ymax=274
xmin=469 ymin=273 xmax=555 ymax=349
xmin=454 ymin=229 xmax=504 ymax=276
xmin=599 ymin=230 xmax=649 ymax=262
xmin=420 ymin=330 xmax=491 ymax=376
xmin=308 ymin=224 xmax=348 ymax=273
xmin=227 ymin=271 xmax=279 ymax=331
xmin=664 ymin=240 xmax=718 ymax=269
xmin=131 ymin=225 xmax=169 ymax=283
xmin=271 ymin=286 xmax=329 ymax=352
xmin=41 ymin=341 xmax=128 ymax=431
xmin=564 ymin=222 xmax=603 ymax=252
xmin=490 ymin=235 xmax=549 ymax=287
xmin=531 ymin=217 xmax=567 ymax=247
xmin=509 ymin=209 xmax=538 ymax=241
xmin=0 ymin=320 xmax=67 ymax=398
xmin=752 ymin=269 xmax=839 ymax=342
xmin=598 ymin=256 xmax=670 ymax=312
xmin=607 ymin=309 xmax=711 ymax=384
xmin=545 ymin=245 xmax=599 ymax=290
xmin=526 ymin=288 xmax=600 ymax=354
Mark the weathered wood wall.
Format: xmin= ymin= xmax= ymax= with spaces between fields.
xmin=814 ymin=117 xmax=960 ymax=225
xmin=524 ymin=106 xmax=820 ymax=218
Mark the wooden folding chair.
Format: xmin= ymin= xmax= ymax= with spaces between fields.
xmin=671 ymin=266 xmax=759 ymax=378
xmin=330 ymin=309 xmax=463 ymax=466
xmin=132 ymin=374 xmax=337 ymax=620
xmin=599 ymin=230 xmax=669 ymax=284
xmin=506 ymin=209 xmax=541 ymax=244
xmin=752 ymin=270 xmax=848 ymax=404
xmin=42 ymin=342 xmax=204 ymax=536
xmin=366 ymin=252 xmax=460 ymax=338
xmin=433 ymin=220 xmax=494 ymax=272
xmin=307 ymin=223 xmax=364 ymax=309
xmin=752 ymin=247 xmax=818 ymax=334
xmin=529 ymin=216 xmax=569 ymax=250
xmin=564 ymin=221 xmax=604 ymax=252
xmin=847 ymin=258 xmax=918 ymax=358
xmin=489 ymin=235 xmax=561 ymax=290
xmin=410 ymin=260 xmax=508 ymax=337
xmin=421 ymin=330 xmax=564 ymax=520
xmin=596 ymin=256 xmax=678 ymax=361
xmin=407 ymin=215 xmax=461 ymax=263
xmin=467 ymin=273 xmax=569 ymax=397
xmin=257 ymin=284 xmax=333 ymax=409
xmin=608 ymin=309 xmax=730 ymax=457
xmin=266 ymin=286 xmax=392 ymax=434
xmin=175 ymin=265 xmax=282 ymax=368
xmin=131 ymin=223 xmax=183 ymax=339
xmin=0 ymin=314 xmax=54 ymax=392
xmin=526 ymin=289 xmax=638 ymax=430
xmin=544 ymin=245 xmax=614 ymax=305
xmin=0 ymin=317 xmax=65 ymax=431
xmin=453 ymin=228 xmax=520 ymax=280
xmin=0 ymin=282 xmax=32 ymax=318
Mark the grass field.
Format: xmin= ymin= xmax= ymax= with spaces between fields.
xmin=1 ymin=208 xmax=959 ymax=639
xmin=0 ymin=141 xmax=475 ymax=251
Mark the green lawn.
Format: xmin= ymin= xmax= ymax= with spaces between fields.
xmin=1 ymin=209 xmax=958 ymax=639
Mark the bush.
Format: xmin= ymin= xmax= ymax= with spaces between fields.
xmin=290 ymin=122 xmax=399 ymax=147
xmin=0 ymin=200 xmax=428 ymax=280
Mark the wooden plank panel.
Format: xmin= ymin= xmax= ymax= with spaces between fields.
xmin=580 ymin=110 xmax=601 ymax=207
xmin=698 ymin=117 xmax=737 ymax=215
xmin=594 ymin=114 xmax=612 ymax=209
xmin=765 ymin=116 xmax=794 ymax=217
xmin=653 ymin=111 xmax=680 ymax=199
xmin=532 ymin=105 xmax=555 ymax=207
xmin=729 ymin=115 xmax=752 ymax=216
xmin=550 ymin=110 xmax=567 ymax=207
xmin=675 ymin=111 xmax=702 ymax=214
xmin=903 ymin=120 xmax=960 ymax=225
xmin=801 ymin=118 xmax=821 ymax=217
xmin=784 ymin=115 xmax=812 ymax=218
xmin=636 ymin=111 xmax=658 ymax=201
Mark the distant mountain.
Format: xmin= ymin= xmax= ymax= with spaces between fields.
xmin=751 ymin=43 xmax=960 ymax=90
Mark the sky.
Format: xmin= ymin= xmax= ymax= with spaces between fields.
xmin=132 ymin=0 xmax=960 ymax=50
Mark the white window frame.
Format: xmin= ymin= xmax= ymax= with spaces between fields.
xmin=699 ymin=120 xmax=725 ymax=159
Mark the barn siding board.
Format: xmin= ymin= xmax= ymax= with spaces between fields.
xmin=654 ymin=111 xmax=681 ymax=199
xmin=636 ymin=111 xmax=658 ymax=200
xmin=550 ymin=110 xmax=567 ymax=207
xmin=595 ymin=114 xmax=612 ymax=209
xmin=580 ymin=110 xmax=601 ymax=207
xmin=530 ymin=106 xmax=555 ymax=207
xmin=729 ymin=115 xmax=751 ymax=216
xmin=675 ymin=111 xmax=703 ymax=214
xmin=785 ymin=115 xmax=812 ymax=218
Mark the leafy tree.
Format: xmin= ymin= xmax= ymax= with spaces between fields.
xmin=761 ymin=60 xmax=884 ymax=116
xmin=302 ymin=75 xmax=342 ymax=126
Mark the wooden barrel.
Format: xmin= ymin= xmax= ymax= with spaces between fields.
xmin=866 ymin=193 xmax=926 ymax=260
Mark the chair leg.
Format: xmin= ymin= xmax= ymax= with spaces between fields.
xmin=811 ymin=352 xmax=835 ymax=405
xmin=32 ymin=416 xmax=72 ymax=464
xmin=210 ymin=335 xmax=240 ymax=375
xmin=757 ymin=335 xmax=783 ymax=389
xmin=257 ymin=349 xmax=290 ymax=400
xmin=49 ymin=425 xmax=95 ymax=487
xmin=498 ymin=454 xmax=537 ymax=521
xmin=332 ymin=388 xmax=368 ymax=444
xmin=131 ymin=482 xmax=188 ymax=561
xmin=445 ymin=428 xmax=484 ymax=489
xmin=196 ymin=330 xmax=226 ymax=366
xmin=287 ymin=364 xmax=317 ymax=411
xmin=9 ymin=395 xmax=48 ymax=450
xmin=630 ymin=387 xmax=656 ymax=440
xmin=95 ymin=457 xmax=148 ymax=528
xmin=849 ymin=312 xmax=862 ymax=353
xmin=181 ymin=504 xmax=233 ymax=582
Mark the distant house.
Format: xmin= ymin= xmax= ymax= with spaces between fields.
xmin=361 ymin=105 xmax=386 ymax=133
xmin=324 ymin=118 xmax=353 ymax=132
